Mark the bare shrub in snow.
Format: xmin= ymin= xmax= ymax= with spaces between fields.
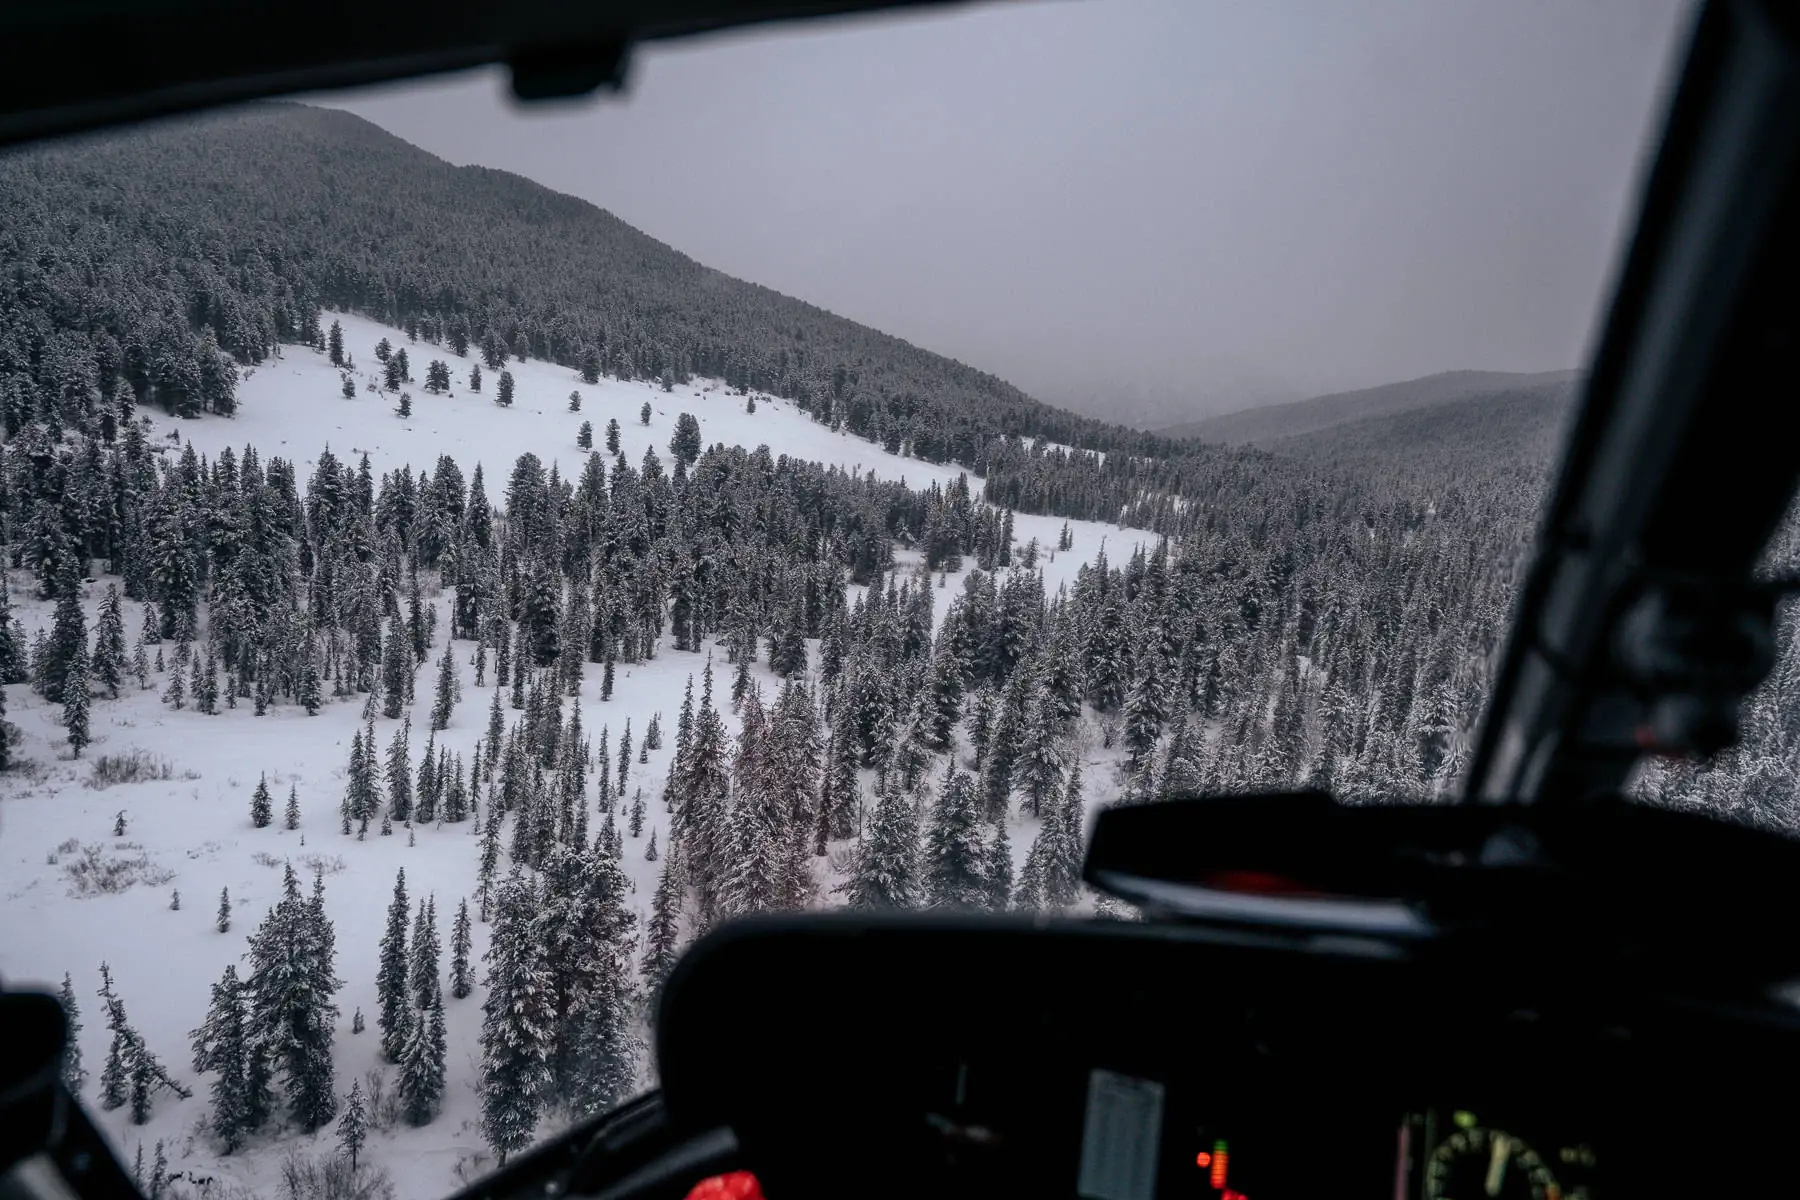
xmin=297 ymin=853 xmax=347 ymax=876
xmin=250 ymin=851 xmax=284 ymax=869
xmin=60 ymin=842 xmax=175 ymax=896
xmin=85 ymin=750 xmax=175 ymax=789
xmin=8 ymin=756 xmax=49 ymax=784
xmin=363 ymin=1069 xmax=402 ymax=1132
xmin=1073 ymin=715 xmax=1101 ymax=762
xmin=278 ymin=1152 xmax=394 ymax=1200
xmin=171 ymin=1182 xmax=258 ymax=1200
xmin=1096 ymin=713 xmax=1121 ymax=750
xmin=452 ymin=1152 xmax=492 ymax=1187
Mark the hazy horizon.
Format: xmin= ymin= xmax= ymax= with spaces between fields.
xmin=314 ymin=0 xmax=1692 ymax=426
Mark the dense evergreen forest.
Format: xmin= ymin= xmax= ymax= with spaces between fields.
xmin=0 ymin=99 xmax=1559 ymax=810
xmin=7 ymin=99 xmax=1789 ymax=830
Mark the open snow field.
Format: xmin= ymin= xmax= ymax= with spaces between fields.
xmin=0 ymin=314 xmax=1149 ymax=1197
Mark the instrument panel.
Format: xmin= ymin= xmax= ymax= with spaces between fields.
xmin=1399 ymin=1109 xmax=1596 ymax=1200
xmin=654 ymin=916 xmax=1800 ymax=1200
xmin=1062 ymin=1071 xmax=1607 ymax=1200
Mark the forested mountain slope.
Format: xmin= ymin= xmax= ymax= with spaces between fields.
xmin=1 ymin=102 xmax=1187 ymax=466
xmin=1265 ymin=379 xmax=1578 ymax=477
xmin=1162 ymin=369 xmax=1579 ymax=446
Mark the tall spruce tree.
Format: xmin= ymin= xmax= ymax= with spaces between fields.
xmin=430 ymin=640 xmax=459 ymax=731
xmin=480 ymin=870 xmax=554 ymax=1165
xmin=243 ymin=865 xmax=340 ymax=1131
xmin=410 ymin=895 xmax=441 ymax=1010
xmin=387 ymin=719 xmax=413 ymax=824
xmin=478 ymin=801 xmax=503 ymax=920
xmin=1041 ymin=766 xmax=1087 ymax=910
xmin=381 ymin=627 xmax=412 ymax=719
xmin=58 ymin=973 xmax=86 ymax=1094
xmin=397 ymin=981 xmax=448 ymax=1126
xmin=844 ymin=771 xmax=921 ymax=910
xmin=249 ymin=773 xmax=273 ymax=828
xmin=617 ymin=720 xmax=632 ymax=793
xmin=189 ymin=964 xmax=254 ymax=1152
xmin=41 ymin=581 xmax=88 ymax=704
xmin=536 ymin=847 xmax=640 ymax=1117
xmin=1123 ymin=651 xmax=1168 ymax=767
xmin=1014 ymin=691 xmax=1066 ymax=820
xmin=343 ymin=731 xmax=379 ymax=834
xmin=983 ymin=821 xmax=1013 ymax=911
xmin=924 ymin=767 xmax=986 ymax=910
xmin=62 ymin=641 xmax=92 ymax=756
xmin=377 ymin=869 xmax=412 ymax=1061
xmin=675 ymin=663 xmax=731 ymax=923
xmin=450 ymin=897 xmax=474 ymax=999
xmin=641 ymin=841 xmax=683 ymax=1002
xmin=92 ymin=585 xmax=127 ymax=699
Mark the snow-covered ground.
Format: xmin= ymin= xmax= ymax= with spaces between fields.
xmin=0 ymin=314 xmax=1149 ymax=1198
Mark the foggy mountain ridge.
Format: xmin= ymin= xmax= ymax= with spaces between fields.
xmin=1262 ymin=378 xmax=1581 ymax=477
xmin=1162 ymin=368 xmax=1582 ymax=446
xmin=324 ymin=0 xmax=1690 ymax=418
xmin=1043 ymin=374 xmax=1306 ymax=431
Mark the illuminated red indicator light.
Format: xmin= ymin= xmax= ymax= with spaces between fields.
xmin=1210 ymin=1141 xmax=1229 ymax=1190
xmin=683 ymin=1172 xmax=763 ymax=1200
xmin=1201 ymin=870 xmax=1319 ymax=896
xmin=1195 ymin=1152 xmax=1212 ymax=1168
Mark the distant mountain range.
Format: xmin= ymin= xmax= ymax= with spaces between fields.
xmin=1263 ymin=377 xmax=1580 ymax=477
xmin=1161 ymin=368 xmax=1581 ymax=446
xmin=1044 ymin=374 xmax=1304 ymax=430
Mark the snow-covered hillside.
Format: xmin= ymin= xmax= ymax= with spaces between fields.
xmin=177 ymin=313 xmax=1133 ymax=611
xmin=0 ymin=315 xmax=1149 ymax=1199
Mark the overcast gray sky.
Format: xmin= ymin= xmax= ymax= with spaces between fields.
xmin=319 ymin=0 xmax=1693 ymax=424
